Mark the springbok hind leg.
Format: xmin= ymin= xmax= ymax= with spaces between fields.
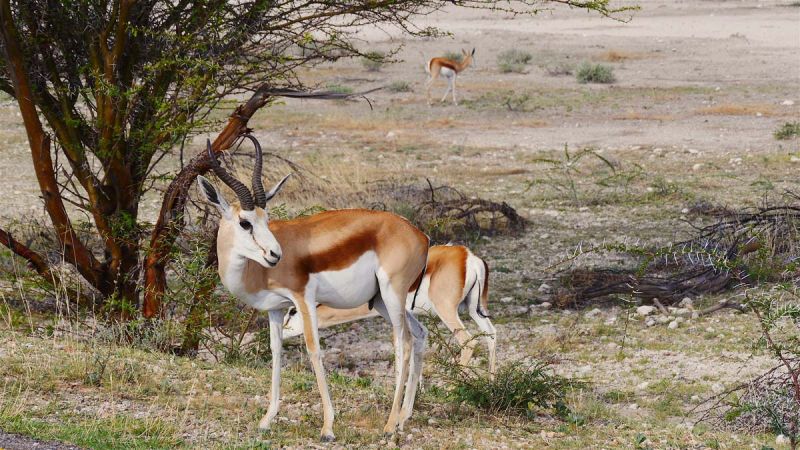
xmin=376 ymin=274 xmax=412 ymax=437
xmin=436 ymin=304 xmax=477 ymax=368
xmin=399 ymin=311 xmax=427 ymax=428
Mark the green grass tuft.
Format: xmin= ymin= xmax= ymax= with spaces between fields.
xmin=774 ymin=121 xmax=800 ymax=140
xmin=386 ymin=80 xmax=412 ymax=93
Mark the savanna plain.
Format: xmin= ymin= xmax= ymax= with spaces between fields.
xmin=0 ymin=1 xmax=799 ymax=449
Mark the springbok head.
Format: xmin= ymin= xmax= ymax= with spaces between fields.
xmin=198 ymin=136 xmax=291 ymax=268
xmin=462 ymin=48 xmax=476 ymax=65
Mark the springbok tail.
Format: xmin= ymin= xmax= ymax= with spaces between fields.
xmin=477 ymin=258 xmax=491 ymax=318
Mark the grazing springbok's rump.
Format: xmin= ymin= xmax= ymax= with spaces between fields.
xmin=425 ymin=48 xmax=475 ymax=105
xmin=283 ymin=245 xmax=497 ymax=375
xmin=197 ymin=136 xmax=429 ymax=441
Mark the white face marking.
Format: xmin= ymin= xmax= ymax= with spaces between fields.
xmin=231 ymin=208 xmax=283 ymax=269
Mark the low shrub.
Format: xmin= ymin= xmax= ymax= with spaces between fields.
xmin=387 ymin=80 xmax=412 ymax=93
xmin=361 ymin=50 xmax=386 ymax=72
xmin=497 ymin=49 xmax=533 ymax=73
xmin=576 ymin=62 xmax=616 ymax=84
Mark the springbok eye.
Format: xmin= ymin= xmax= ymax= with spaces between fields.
xmin=239 ymin=220 xmax=252 ymax=231
xmin=288 ymin=307 xmax=297 ymax=316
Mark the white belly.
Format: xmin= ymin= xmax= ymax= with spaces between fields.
xmin=440 ymin=67 xmax=455 ymax=78
xmin=311 ymin=251 xmax=379 ymax=308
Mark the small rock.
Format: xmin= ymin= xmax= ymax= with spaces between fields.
xmin=706 ymin=327 xmax=715 ymax=333
xmin=668 ymin=320 xmax=679 ymax=329
xmin=539 ymin=302 xmax=552 ymax=309
xmin=538 ymin=283 xmax=552 ymax=293
xmin=645 ymin=318 xmax=656 ymax=327
xmin=692 ymin=163 xmax=703 ymax=171
xmin=675 ymin=308 xmax=691 ymax=317
xmin=585 ymin=308 xmax=602 ymax=319
xmin=637 ymin=382 xmax=649 ymax=391
xmin=657 ymin=316 xmax=670 ymax=324
xmin=385 ymin=131 xmax=397 ymax=140
xmin=691 ymin=312 xmax=700 ymax=320
xmin=579 ymin=206 xmax=589 ymax=212
xmin=678 ymin=297 xmax=694 ymax=308
xmin=691 ymin=395 xmax=700 ymax=402
xmin=712 ymin=383 xmax=725 ymax=394
xmin=782 ymin=100 xmax=795 ymax=106
xmin=500 ymin=296 xmax=513 ymax=303
xmin=627 ymin=403 xmax=639 ymax=410
xmin=777 ymin=434 xmax=790 ymax=445
xmin=636 ymin=305 xmax=656 ymax=316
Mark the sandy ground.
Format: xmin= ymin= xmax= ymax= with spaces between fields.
xmin=1 ymin=0 xmax=799 ymax=448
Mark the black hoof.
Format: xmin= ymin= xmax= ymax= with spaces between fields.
xmin=320 ymin=434 xmax=335 ymax=442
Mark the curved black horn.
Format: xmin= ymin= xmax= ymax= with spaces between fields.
xmin=242 ymin=134 xmax=267 ymax=208
xmin=206 ymin=139 xmax=254 ymax=210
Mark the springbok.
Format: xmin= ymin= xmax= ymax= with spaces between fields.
xmin=283 ymin=245 xmax=497 ymax=375
xmin=197 ymin=136 xmax=429 ymax=441
xmin=425 ymin=48 xmax=475 ymax=105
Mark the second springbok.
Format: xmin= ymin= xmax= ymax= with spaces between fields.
xmin=425 ymin=48 xmax=475 ymax=105
xmin=283 ymin=244 xmax=497 ymax=375
xmin=198 ymin=136 xmax=429 ymax=441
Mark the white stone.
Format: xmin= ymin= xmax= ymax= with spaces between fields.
xmin=692 ymin=163 xmax=703 ymax=171
xmin=781 ymin=100 xmax=795 ymax=106
xmin=539 ymin=302 xmax=552 ymax=309
xmin=538 ymin=283 xmax=552 ymax=293
xmin=776 ymin=434 xmax=790 ymax=445
xmin=668 ymin=320 xmax=679 ymax=329
xmin=500 ymin=296 xmax=513 ymax=303
xmin=712 ymin=383 xmax=725 ymax=394
xmin=637 ymin=382 xmax=649 ymax=391
xmin=678 ymin=297 xmax=694 ymax=308
xmin=637 ymin=305 xmax=656 ymax=316
xmin=645 ymin=318 xmax=656 ymax=327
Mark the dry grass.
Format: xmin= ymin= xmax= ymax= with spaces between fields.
xmin=695 ymin=103 xmax=780 ymax=117
xmin=594 ymin=50 xmax=649 ymax=62
xmin=612 ymin=111 xmax=678 ymax=121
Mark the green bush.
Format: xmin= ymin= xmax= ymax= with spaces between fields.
xmin=387 ymin=80 xmax=412 ymax=93
xmin=576 ymin=62 xmax=616 ymax=84
xmin=360 ymin=50 xmax=386 ymax=72
xmin=425 ymin=318 xmax=581 ymax=418
xmin=774 ymin=121 xmax=800 ymax=140
xmin=497 ymin=49 xmax=533 ymax=73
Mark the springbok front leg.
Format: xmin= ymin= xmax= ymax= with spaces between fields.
xmin=440 ymin=76 xmax=453 ymax=103
xmin=435 ymin=303 xmax=477 ymax=368
xmin=259 ymin=310 xmax=285 ymax=430
xmin=296 ymin=288 xmax=336 ymax=441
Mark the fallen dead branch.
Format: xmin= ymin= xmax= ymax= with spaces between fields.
xmin=552 ymin=201 xmax=800 ymax=308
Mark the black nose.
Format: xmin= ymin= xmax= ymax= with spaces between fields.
xmin=270 ymin=250 xmax=281 ymax=261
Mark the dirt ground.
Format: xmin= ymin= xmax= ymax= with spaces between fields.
xmin=0 ymin=0 xmax=799 ymax=448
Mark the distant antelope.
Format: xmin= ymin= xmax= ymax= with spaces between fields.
xmin=425 ymin=48 xmax=475 ymax=105
xmin=197 ymin=136 xmax=429 ymax=441
xmin=283 ymin=244 xmax=497 ymax=375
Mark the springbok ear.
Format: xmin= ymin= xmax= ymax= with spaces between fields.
xmin=471 ymin=48 xmax=476 ymax=56
xmin=264 ymin=173 xmax=291 ymax=203
xmin=461 ymin=48 xmax=467 ymax=55
xmin=197 ymin=175 xmax=232 ymax=219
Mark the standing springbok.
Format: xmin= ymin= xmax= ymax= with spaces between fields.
xmin=283 ymin=245 xmax=497 ymax=375
xmin=425 ymin=48 xmax=475 ymax=105
xmin=197 ymin=136 xmax=429 ymax=441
